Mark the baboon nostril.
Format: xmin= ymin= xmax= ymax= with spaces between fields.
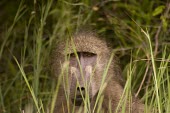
xmin=81 ymin=87 xmax=85 ymax=90
xmin=77 ymin=87 xmax=85 ymax=91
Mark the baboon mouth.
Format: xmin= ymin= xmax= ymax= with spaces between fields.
xmin=71 ymin=95 xmax=92 ymax=106
xmin=72 ymin=95 xmax=84 ymax=106
xmin=72 ymin=98 xmax=83 ymax=106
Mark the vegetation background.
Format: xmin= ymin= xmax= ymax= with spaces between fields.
xmin=0 ymin=0 xmax=169 ymax=113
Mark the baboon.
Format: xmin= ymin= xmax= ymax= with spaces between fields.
xmin=51 ymin=29 xmax=144 ymax=113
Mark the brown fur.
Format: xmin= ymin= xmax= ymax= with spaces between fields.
xmin=50 ymin=30 xmax=144 ymax=113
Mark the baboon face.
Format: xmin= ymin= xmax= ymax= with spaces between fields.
xmin=52 ymin=31 xmax=111 ymax=106
xmin=68 ymin=52 xmax=98 ymax=106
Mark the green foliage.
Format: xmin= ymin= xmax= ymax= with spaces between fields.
xmin=152 ymin=5 xmax=165 ymax=16
xmin=0 ymin=0 xmax=169 ymax=113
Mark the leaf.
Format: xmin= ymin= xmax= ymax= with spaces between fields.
xmin=152 ymin=5 xmax=165 ymax=16
xmin=161 ymin=16 xmax=168 ymax=31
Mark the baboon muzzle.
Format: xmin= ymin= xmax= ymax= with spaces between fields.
xmin=71 ymin=87 xmax=86 ymax=106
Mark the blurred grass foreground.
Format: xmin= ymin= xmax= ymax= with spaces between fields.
xmin=0 ymin=0 xmax=170 ymax=113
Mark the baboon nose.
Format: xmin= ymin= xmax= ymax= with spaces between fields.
xmin=77 ymin=87 xmax=85 ymax=91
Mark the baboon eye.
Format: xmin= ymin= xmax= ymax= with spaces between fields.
xmin=68 ymin=52 xmax=80 ymax=58
xmin=83 ymin=52 xmax=96 ymax=57
xmin=68 ymin=52 xmax=96 ymax=58
xmin=69 ymin=53 xmax=76 ymax=57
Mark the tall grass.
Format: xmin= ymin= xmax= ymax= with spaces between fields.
xmin=0 ymin=0 xmax=169 ymax=113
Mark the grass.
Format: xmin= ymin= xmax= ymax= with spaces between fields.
xmin=0 ymin=0 xmax=169 ymax=113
